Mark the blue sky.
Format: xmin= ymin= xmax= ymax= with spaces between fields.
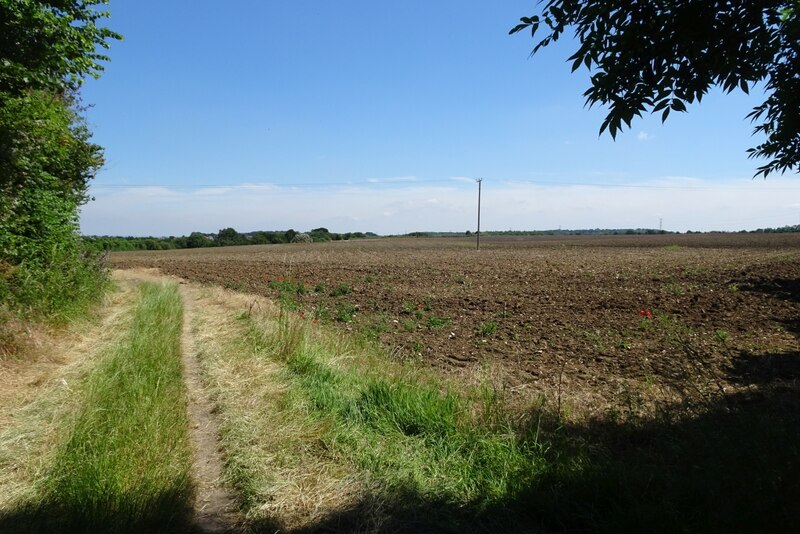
xmin=79 ymin=0 xmax=800 ymax=236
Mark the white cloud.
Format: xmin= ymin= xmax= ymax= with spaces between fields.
xmin=637 ymin=131 xmax=653 ymax=142
xmin=194 ymin=187 xmax=233 ymax=196
xmin=80 ymin=177 xmax=800 ymax=236
xmin=366 ymin=176 xmax=418 ymax=184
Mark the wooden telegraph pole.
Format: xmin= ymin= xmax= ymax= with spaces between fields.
xmin=476 ymin=178 xmax=483 ymax=250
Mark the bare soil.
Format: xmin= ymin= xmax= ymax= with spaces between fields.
xmin=111 ymin=234 xmax=800 ymax=418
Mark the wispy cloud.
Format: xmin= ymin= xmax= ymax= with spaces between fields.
xmin=637 ymin=131 xmax=653 ymax=142
xmin=366 ymin=176 xmax=418 ymax=184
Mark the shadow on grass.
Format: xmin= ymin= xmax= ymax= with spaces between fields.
xmin=4 ymin=354 xmax=797 ymax=533
xmin=0 ymin=488 xmax=195 ymax=534
xmin=251 ymin=353 xmax=800 ymax=533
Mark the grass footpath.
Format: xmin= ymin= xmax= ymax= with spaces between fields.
xmin=0 ymin=282 xmax=194 ymax=532
xmin=195 ymin=287 xmax=568 ymax=532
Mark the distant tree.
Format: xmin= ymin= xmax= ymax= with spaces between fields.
xmin=217 ymin=227 xmax=242 ymax=247
xmin=511 ymin=1 xmax=800 ymax=177
xmin=290 ymin=232 xmax=313 ymax=244
xmin=309 ymin=227 xmax=333 ymax=242
xmin=186 ymin=232 xmax=212 ymax=248
xmin=285 ymin=229 xmax=298 ymax=242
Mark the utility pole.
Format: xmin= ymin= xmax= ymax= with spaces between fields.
xmin=476 ymin=178 xmax=483 ymax=250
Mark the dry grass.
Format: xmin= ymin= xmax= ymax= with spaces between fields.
xmin=183 ymin=284 xmax=364 ymax=530
xmin=0 ymin=281 xmax=138 ymax=511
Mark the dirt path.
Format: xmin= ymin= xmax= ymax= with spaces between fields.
xmin=115 ymin=269 xmax=239 ymax=531
xmin=180 ymin=282 xmax=239 ymax=532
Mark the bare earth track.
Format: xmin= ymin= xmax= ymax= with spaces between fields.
xmin=111 ymin=234 xmax=800 ymax=418
xmin=114 ymin=270 xmax=238 ymax=532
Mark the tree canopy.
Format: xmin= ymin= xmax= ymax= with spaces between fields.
xmin=511 ymin=1 xmax=800 ymax=177
xmin=0 ymin=0 xmax=121 ymax=94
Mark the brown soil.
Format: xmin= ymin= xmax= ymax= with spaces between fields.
xmin=111 ymin=234 xmax=800 ymax=418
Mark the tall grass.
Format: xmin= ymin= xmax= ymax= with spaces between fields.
xmin=242 ymin=310 xmax=800 ymax=532
xmin=14 ymin=282 xmax=193 ymax=531
xmin=246 ymin=311 xmax=554 ymax=523
xmin=1 ymin=245 xmax=109 ymax=358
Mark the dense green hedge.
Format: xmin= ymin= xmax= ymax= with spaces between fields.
xmin=1 ymin=1 xmax=119 ymax=326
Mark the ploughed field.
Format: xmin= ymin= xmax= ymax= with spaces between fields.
xmin=111 ymin=234 xmax=800 ymax=418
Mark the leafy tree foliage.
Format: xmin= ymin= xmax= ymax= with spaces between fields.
xmin=0 ymin=0 xmax=121 ymax=94
xmin=511 ymin=1 xmax=800 ymax=177
xmin=1 ymin=1 xmax=119 ymax=322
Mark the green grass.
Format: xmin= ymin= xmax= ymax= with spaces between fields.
xmin=6 ymin=282 xmax=193 ymax=531
xmin=238 ymin=309 xmax=800 ymax=532
xmin=268 ymin=279 xmax=307 ymax=295
xmin=1 ymin=245 xmax=109 ymax=326
xmin=330 ymin=283 xmax=353 ymax=297
xmin=245 ymin=313 xmax=552 ymax=519
xmin=476 ymin=321 xmax=498 ymax=337
xmin=425 ymin=314 xmax=450 ymax=330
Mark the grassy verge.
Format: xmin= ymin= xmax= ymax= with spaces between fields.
xmin=0 ymin=282 xmax=193 ymax=531
xmin=220 ymin=306 xmax=564 ymax=531
xmin=1 ymin=247 xmax=109 ymax=358
xmin=234 ymin=305 xmax=800 ymax=532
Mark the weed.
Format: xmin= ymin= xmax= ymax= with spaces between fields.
xmin=714 ymin=329 xmax=730 ymax=343
xmin=364 ymin=314 xmax=390 ymax=339
xmin=426 ymin=314 xmax=450 ymax=330
xmin=279 ymin=292 xmax=299 ymax=311
xmin=402 ymin=301 xmax=416 ymax=314
xmin=313 ymin=302 xmax=330 ymax=322
xmin=269 ymin=279 xmax=307 ymax=295
xmin=581 ymin=329 xmax=605 ymax=349
xmin=665 ymin=282 xmax=685 ymax=296
xmin=728 ymin=283 xmax=740 ymax=292
xmin=664 ymin=244 xmax=684 ymax=251
xmin=364 ymin=274 xmax=374 ymax=284
xmin=330 ymin=283 xmax=353 ymax=297
xmin=477 ymin=321 xmax=498 ymax=337
xmin=423 ymin=297 xmax=433 ymax=312
xmin=335 ymin=302 xmax=357 ymax=323
xmin=401 ymin=319 xmax=416 ymax=332
xmin=314 ymin=282 xmax=326 ymax=293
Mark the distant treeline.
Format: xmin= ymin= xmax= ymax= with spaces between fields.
xmin=406 ymin=225 xmax=800 ymax=237
xmin=83 ymin=227 xmax=378 ymax=252
xmin=405 ymin=228 xmax=675 ymax=237
xmin=746 ymin=224 xmax=800 ymax=234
